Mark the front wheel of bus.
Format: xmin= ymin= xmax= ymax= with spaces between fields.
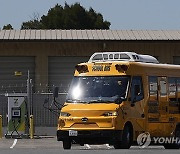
xmin=63 ymin=139 xmax=71 ymax=149
xmin=114 ymin=125 xmax=133 ymax=149
xmin=121 ymin=125 xmax=133 ymax=149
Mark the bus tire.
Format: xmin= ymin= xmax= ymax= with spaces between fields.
xmin=164 ymin=126 xmax=180 ymax=149
xmin=63 ymin=139 xmax=71 ymax=149
xmin=113 ymin=125 xmax=133 ymax=149
xmin=120 ymin=125 xmax=133 ymax=149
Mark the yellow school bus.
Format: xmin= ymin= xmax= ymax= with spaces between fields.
xmin=57 ymin=52 xmax=180 ymax=149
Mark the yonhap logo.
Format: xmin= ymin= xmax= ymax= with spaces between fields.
xmin=137 ymin=132 xmax=180 ymax=148
xmin=153 ymin=137 xmax=180 ymax=144
xmin=137 ymin=132 xmax=151 ymax=148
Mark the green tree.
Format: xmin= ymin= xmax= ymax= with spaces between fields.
xmin=21 ymin=20 xmax=42 ymax=29
xmin=21 ymin=3 xmax=111 ymax=29
xmin=3 ymin=24 xmax=13 ymax=30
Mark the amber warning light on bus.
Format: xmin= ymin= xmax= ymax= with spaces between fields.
xmin=115 ymin=64 xmax=128 ymax=72
xmin=75 ymin=65 xmax=89 ymax=73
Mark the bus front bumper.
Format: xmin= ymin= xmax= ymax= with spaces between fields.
xmin=57 ymin=130 xmax=123 ymax=144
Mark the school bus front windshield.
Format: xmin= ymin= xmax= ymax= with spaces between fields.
xmin=66 ymin=76 xmax=130 ymax=103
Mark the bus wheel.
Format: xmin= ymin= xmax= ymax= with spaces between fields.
xmin=121 ymin=125 xmax=133 ymax=149
xmin=63 ymin=139 xmax=71 ymax=149
xmin=164 ymin=126 xmax=180 ymax=149
xmin=114 ymin=125 xmax=133 ymax=149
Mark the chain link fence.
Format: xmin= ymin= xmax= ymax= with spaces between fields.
xmin=0 ymin=84 xmax=67 ymax=127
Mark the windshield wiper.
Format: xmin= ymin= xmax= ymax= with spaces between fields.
xmin=88 ymin=99 xmax=114 ymax=104
xmin=66 ymin=99 xmax=87 ymax=103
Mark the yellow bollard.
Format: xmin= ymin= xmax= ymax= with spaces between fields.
xmin=0 ymin=115 xmax=2 ymax=138
xmin=29 ymin=115 xmax=34 ymax=139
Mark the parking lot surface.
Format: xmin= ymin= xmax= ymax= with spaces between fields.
xmin=0 ymin=137 xmax=179 ymax=154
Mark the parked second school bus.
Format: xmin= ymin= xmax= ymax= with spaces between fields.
xmin=56 ymin=52 xmax=180 ymax=149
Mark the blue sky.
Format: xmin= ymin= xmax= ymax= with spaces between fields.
xmin=1 ymin=0 xmax=180 ymax=30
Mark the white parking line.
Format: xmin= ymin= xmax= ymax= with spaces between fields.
xmin=10 ymin=139 xmax=17 ymax=149
xmin=105 ymin=144 xmax=111 ymax=149
xmin=85 ymin=144 xmax=91 ymax=149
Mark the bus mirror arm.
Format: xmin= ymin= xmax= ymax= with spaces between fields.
xmin=53 ymin=87 xmax=66 ymax=109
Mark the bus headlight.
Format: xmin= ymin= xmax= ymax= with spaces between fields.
xmin=102 ymin=111 xmax=118 ymax=116
xmin=60 ymin=112 xmax=71 ymax=117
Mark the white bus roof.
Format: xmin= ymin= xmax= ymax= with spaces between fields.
xmin=88 ymin=52 xmax=159 ymax=64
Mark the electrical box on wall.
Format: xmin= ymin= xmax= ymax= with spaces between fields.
xmin=5 ymin=93 xmax=29 ymax=138
xmin=11 ymin=107 xmax=21 ymax=118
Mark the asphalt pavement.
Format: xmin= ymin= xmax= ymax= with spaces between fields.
xmin=0 ymin=137 xmax=179 ymax=154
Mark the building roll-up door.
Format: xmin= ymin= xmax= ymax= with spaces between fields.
xmin=0 ymin=57 xmax=35 ymax=94
xmin=173 ymin=56 xmax=180 ymax=65
xmin=48 ymin=56 xmax=89 ymax=93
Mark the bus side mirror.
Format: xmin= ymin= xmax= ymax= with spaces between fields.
xmin=53 ymin=87 xmax=59 ymax=98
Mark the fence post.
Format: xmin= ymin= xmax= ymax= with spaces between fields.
xmin=29 ymin=115 xmax=34 ymax=139
xmin=0 ymin=115 xmax=2 ymax=138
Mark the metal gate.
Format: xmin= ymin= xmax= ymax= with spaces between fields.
xmin=0 ymin=56 xmax=90 ymax=130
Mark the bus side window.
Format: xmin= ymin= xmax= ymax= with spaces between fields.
xmin=131 ymin=76 xmax=144 ymax=103
xmin=159 ymin=77 xmax=167 ymax=96
xmin=149 ymin=76 xmax=158 ymax=101
xmin=168 ymin=77 xmax=177 ymax=102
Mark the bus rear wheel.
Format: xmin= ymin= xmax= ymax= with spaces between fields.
xmin=63 ymin=139 xmax=71 ymax=149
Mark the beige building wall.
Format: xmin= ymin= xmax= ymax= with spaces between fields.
xmin=0 ymin=40 xmax=180 ymax=90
